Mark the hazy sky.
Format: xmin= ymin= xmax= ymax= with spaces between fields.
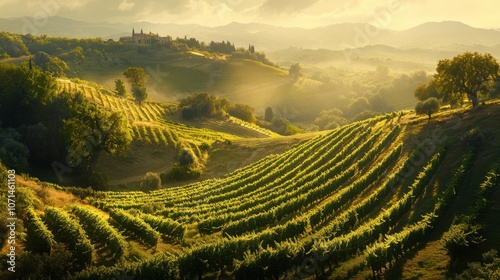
xmin=1 ymin=0 xmax=499 ymax=29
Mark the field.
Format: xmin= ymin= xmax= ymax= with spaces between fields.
xmin=6 ymin=101 xmax=500 ymax=279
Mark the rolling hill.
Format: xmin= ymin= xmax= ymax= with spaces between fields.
xmin=2 ymin=100 xmax=500 ymax=279
xmin=54 ymin=78 xmax=284 ymax=186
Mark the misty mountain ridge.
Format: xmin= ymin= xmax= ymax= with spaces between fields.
xmin=1 ymin=16 xmax=500 ymax=50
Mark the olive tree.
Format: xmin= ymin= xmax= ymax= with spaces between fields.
xmin=435 ymin=52 xmax=499 ymax=107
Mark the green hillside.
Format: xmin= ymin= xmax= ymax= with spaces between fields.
xmin=54 ymin=78 xmax=281 ymax=186
xmin=2 ymin=101 xmax=500 ymax=279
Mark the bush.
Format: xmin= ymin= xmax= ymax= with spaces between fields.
xmin=179 ymin=93 xmax=221 ymax=119
xmin=443 ymin=222 xmax=484 ymax=260
xmin=179 ymin=147 xmax=198 ymax=167
xmin=161 ymin=165 xmax=201 ymax=182
xmin=272 ymin=117 xmax=303 ymax=135
xmin=0 ymin=127 xmax=29 ymax=172
xmin=457 ymin=250 xmax=500 ymax=280
xmin=140 ymin=172 xmax=161 ymax=191
xmin=228 ymin=104 xmax=256 ymax=123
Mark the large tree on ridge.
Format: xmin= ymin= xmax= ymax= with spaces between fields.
xmin=434 ymin=52 xmax=499 ymax=108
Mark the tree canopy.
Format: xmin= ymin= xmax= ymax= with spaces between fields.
xmin=414 ymin=79 xmax=440 ymax=101
xmin=64 ymin=103 xmax=132 ymax=179
xmin=435 ymin=52 xmax=500 ymax=107
xmin=131 ymin=85 xmax=148 ymax=105
xmin=415 ymin=97 xmax=440 ymax=120
xmin=123 ymin=67 xmax=147 ymax=87
xmin=115 ymin=79 xmax=126 ymax=96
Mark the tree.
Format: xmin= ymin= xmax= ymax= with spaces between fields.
xmin=228 ymin=104 xmax=256 ymax=123
xmin=48 ymin=57 xmax=69 ymax=77
xmin=414 ymin=79 xmax=440 ymax=101
xmin=63 ymin=103 xmax=132 ymax=180
xmin=289 ymin=63 xmax=302 ymax=80
xmin=0 ymin=127 xmax=29 ymax=172
xmin=179 ymin=92 xmax=219 ymax=119
xmin=123 ymin=67 xmax=147 ymax=87
xmin=115 ymin=79 xmax=126 ymax=96
xmin=140 ymin=172 xmax=161 ymax=191
xmin=435 ymin=52 xmax=500 ymax=108
xmin=265 ymin=107 xmax=274 ymax=122
xmin=415 ymin=97 xmax=440 ymax=120
xmin=132 ymin=85 xmax=148 ymax=105
xmin=33 ymin=51 xmax=51 ymax=71
xmin=0 ymin=63 xmax=57 ymax=128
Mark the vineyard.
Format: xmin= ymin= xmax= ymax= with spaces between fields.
xmin=56 ymin=79 xmax=275 ymax=148
xmin=8 ymin=101 xmax=500 ymax=279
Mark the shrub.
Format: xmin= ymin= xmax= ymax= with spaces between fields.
xmin=178 ymin=147 xmax=198 ymax=167
xmin=228 ymin=104 xmax=256 ymax=123
xmin=161 ymin=165 xmax=201 ymax=182
xmin=140 ymin=172 xmax=161 ymax=191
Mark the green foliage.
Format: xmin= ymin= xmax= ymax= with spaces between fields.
xmin=0 ymin=127 xmax=29 ymax=172
xmin=44 ymin=207 xmax=93 ymax=268
xmin=114 ymin=78 xmax=126 ymax=96
xmin=272 ymin=117 xmax=303 ymax=135
xmin=140 ymin=172 xmax=161 ymax=191
xmin=415 ymin=79 xmax=440 ymax=101
xmin=178 ymin=147 xmax=197 ymax=167
xmin=0 ymin=32 xmax=30 ymax=57
xmin=314 ymin=109 xmax=347 ymax=130
xmin=179 ymin=92 xmax=225 ymax=119
xmin=415 ymin=97 xmax=440 ymax=120
xmin=435 ymin=51 xmax=500 ymax=107
xmin=138 ymin=212 xmax=186 ymax=241
xmin=108 ymin=208 xmax=159 ymax=247
xmin=132 ymin=85 xmax=148 ymax=105
xmin=123 ymin=67 xmax=147 ymax=87
xmin=33 ymin=51 xmax=69 ymax=76
xmin=231 ymin=48 xmax=276 ymax=67
xmin=34 ymin=51 xmax=51 ymax=70
xmin=161 ymin=164 xmax=201 ymax=182
xmin=72 ymin=206 xmax=127 ymax=260
xmin=24 ymin=208 xmax=55 ymax=254
xmin=457 ymin=250 xmax=500 ymax=280
xmin=0 ymin=63 xmax=57 ymax=127
xmin=63 ymin=102 xmax=132 ymax=179
xmin=209 ymin=40 xmax=235 ymax=54
xmin=351 ymin=110 xmax=380 ymax=122
xmin=228 ymin=103 xmax=256 ymax=123
xmin=443 ymin=222 xmax=484 ymax=260
xmin=12 ymin=245 xmax=76 ymax=280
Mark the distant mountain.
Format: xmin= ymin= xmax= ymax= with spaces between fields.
xmin=0 ymin=16 xmax=128 ymax=39
xmin=1 ymin=17 xmax=500 ymax=50
xmin=378 ymin=21 xmax=500 ymax=47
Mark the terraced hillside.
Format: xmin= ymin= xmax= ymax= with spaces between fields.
xmin=57 ymin=79 xmax=276 ymax=144
xmin=3 ymin=102 xmax=500 ymax=280
xmin=55 ymin=78 xmax=280 ymax=184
